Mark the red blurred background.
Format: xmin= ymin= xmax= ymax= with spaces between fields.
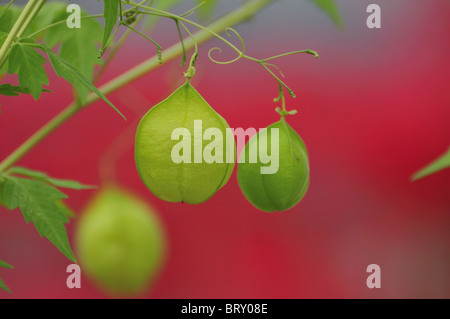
xmin=0 ymin=0 xmax=449 ymax=298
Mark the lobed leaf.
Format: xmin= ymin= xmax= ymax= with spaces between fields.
xmin=0 ymin=84 xmax=32 ymax=96
xmin=1 ymin=176 xmax=76 ymax=263
xmin=42 ymin=46 xmax=126 ymax=120
xmin=7 ymin=42 xmax=48 ymax=100
xmin=0 ymin=84 xmax=51 ymax=97
xmin=44 ymin=8 xmax=103 ymax=103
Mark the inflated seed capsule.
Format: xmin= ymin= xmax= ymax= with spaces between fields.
xmin=237 ymin=119 xmax=309 ymax=212
xmin=76 ymin=186 xmax=166 ymax=296
xmin=135 ymin=82 xmax=235 ymax=204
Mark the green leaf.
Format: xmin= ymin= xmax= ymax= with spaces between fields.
xmin=42 ymin=46 xmax=126 ymax=120
xmin=0 ymin=256 xmax=12 ymax=293
xmin=43 ymin=10 xmax=78 ymax=48
xmin=24 ymin=2 xmax=67 ymax=38
xmin=0 ymin=277 xmax=11 ymax=293
xmin=0 ymin=84 xmax=34 ymax=96
xmin=2 ymin=176 xmax=76 ymax=263
xmin=195 ymin=0 xmax=219 ymax=21
xmin=309 ymin=0 xmax=344 ymax=28
xmin=0 ymin=259 xmax=13 ymax=269
xmin=55 ymin=200 xmax=75 ymax=219
xmin=44 ymin=9 xmax=103 ymax=103
xmin=6 ymin=166 xmax=95 ymax=190
xmin=412 ymin=147 xmax=450 ymax=181
xmin=0 ymin=176 xmax=6 ymax=207
xmin=46 ymin=178 xmax=96 ymax=190
xmin=7 ymin=42 xmax=49 ymax=100
xmin=0 ymin=84 xmax=51 ymax=97
xmin=0 ymin=32 xmax=8 ymax=49
xmin=101 ymin=0 xmax=120 ymax=54
xmin=0 ymin=4 xmax=21 ymax=33
xmin=0 ymin=32 xmax=8 ymax=76
xmin=7 ymin=167 xmax=47 ymax=179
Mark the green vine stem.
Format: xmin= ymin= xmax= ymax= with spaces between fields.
xmin=0 ymin=0 xmax=275 ymax=173
xmin=129 ymin=0 xmax=318 ymax=110
xmin=275 ymin=83 xmax=297 ymax=118
xmin=27 ymin=14 xmax=103 ymax=39
xmin=16 ymin=0 xmax=46 ymax=38
xmin=27 ymin=0 xmax=148 ymax=39
xmin=93 ymin=11 xmax=147 ymax=84
xmin=0 ymin=0 xmax=44 ymax=68
xmin=181 ymin=22 xmax=199 ymax=82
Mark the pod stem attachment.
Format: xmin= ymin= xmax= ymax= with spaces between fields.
xmin=181 ymin=21 xmax=199 ymax=83
xmin=274 ymin=83 xmax=297 ymax=119
xmin=184 ymin=52 xmax=198 ymax=82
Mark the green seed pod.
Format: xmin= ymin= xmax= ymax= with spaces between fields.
xmin=237 ymin=119 xmax=309 ymax=212
xmin=76 ymin=186 xmax=166 ymax=296
xmin=135 ymin=82 xmax=235 ymax=204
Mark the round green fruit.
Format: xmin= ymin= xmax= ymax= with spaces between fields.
xmin=237 ymin=119 xmax=309 ymax=212
xmin=76 ymin=186 xmax=167 ymax=295
xmin=135 ymin=82 xmax=235 ymax=204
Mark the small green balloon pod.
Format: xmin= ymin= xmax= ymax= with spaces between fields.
xmin=76 ymin=186 xmax=167 ymax=296
xmin=135 ymin=82 xmax=235 ymax=204
xmin=237 ymin=119 xmax=310 ymax=212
